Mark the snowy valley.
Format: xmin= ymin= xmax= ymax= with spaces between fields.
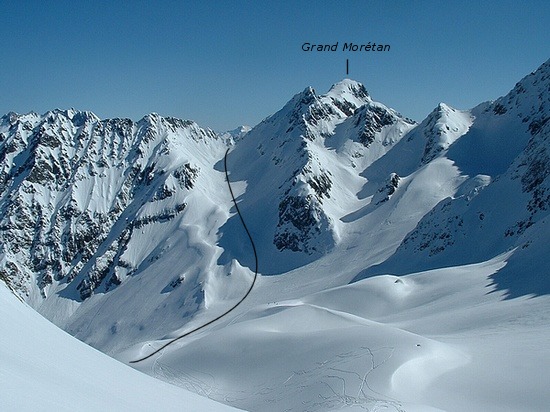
xmin=1 ymin=59 xmax=550 ymax=411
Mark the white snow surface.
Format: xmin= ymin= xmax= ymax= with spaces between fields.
xmin=0 ymin=282 xmax=239 ymax=411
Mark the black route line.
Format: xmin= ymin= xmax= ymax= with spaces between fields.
xmin=130 ymin=148 xmax=258 ymax=363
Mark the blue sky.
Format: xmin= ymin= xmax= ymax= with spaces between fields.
xmin=1 ymin=0 xmax=549 ymax=131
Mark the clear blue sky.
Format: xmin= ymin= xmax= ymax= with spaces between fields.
xmin=1 ymin=0 xmax=549 ymax=131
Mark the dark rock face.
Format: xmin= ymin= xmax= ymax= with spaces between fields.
xmin=274 ymin=166 xmax=334 ymax=254
xmin=376 ymin=173 xmax=400 ymax=205
xmin=420 ymin=108 xmax=447 ymax=164
xmin=399 ymin=198 xmax=463 ymax=257
xmin=307 ymin=172 xmax=332 ymax=201
xmin=274 ymin=194 xmax=330 ymax=254
xmin=173 ymin=163 xmax=199 ymax=190
xmin=506 ymin=60 xmax=550 ymax=234
xmin=511 ymin=121 xmax=550 ymax=236
xmin=355 ymin=105 xmax=400 ymax=147
xmin=493 ymin=103 xmax=508 ymax=115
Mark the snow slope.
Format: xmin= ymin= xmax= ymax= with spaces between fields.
xmin=0 ymin=282 xmax=239 ymax=411
xmin=128 ymin=253 xmax=550 ymax=411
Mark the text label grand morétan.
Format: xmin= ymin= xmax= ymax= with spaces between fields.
xmin=301 ymin=42 xmax=390 ymax=52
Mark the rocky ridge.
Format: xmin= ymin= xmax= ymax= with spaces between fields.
xmin=0 ymin=110 xmax=218 ymax=301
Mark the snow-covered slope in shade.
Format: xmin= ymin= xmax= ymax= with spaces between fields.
xmin=0 ymin=282 xmax=240 ymax=412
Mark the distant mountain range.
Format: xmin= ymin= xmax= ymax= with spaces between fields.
xmin=1 ymin=58 xmax=550 ymax=411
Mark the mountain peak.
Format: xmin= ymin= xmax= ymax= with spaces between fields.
xmin=327 ymin=79 xmax=369 ymax=103
xmin=487 ymin=58 xmax=550 ymax=129
xmin=328 ymin=78 xmax=366 ymax=94
xmin=218 ymin=125 xmax=251 ymax=143
xmin=436 ymin=102 xmax=453 ymax=111
xmin=139 ymin=112 xmax=163 ymax=124
xmin=324 ymin=79 xmax=371 ymax=115
xmin=38 ymin=108 xmax=100 ymax=126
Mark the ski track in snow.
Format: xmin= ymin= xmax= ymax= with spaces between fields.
xmin=130 ymin=148 xmax=258 ymax=363
xmin=153 ymin=343 xmax=407 ymax=411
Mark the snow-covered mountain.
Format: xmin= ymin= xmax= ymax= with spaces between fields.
xmin=219 ymin=79 xmax=416 ymax=273
xmin=0 ymin=111 xmax=220 ymax=301
xmin=356 ymin=58 xmax=550 ymax=297
xmin=217 ymin=125 xmax=251 ymax=144
xmin=1 ymin=59 xmax=550 ymax=411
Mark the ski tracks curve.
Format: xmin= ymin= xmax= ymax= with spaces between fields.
xmin=130 ymin=148 xmax=258 ymax=363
